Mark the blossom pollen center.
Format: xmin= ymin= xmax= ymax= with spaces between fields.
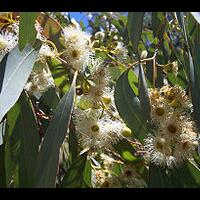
xmin=102 ymin=181 xmax=109 ymax=188
xmin=102 ymin=96 xmax=111 ymax=104
xmin=167 ymin=124 xmax=177 ymax=134
xmin=155 ymin=107 xmax=165 ymax=116
xmin=182 ymin=141 xmax=190 ymax=149
xmin=91 ymin=124 xmax=99 ymax=132
xmin=0 ymin=38 xmax=7 ymax=49
xmin=72 ymin=50 xmax=80 ymax=58
xmin=125 ymin=170 xmax=132 ymax=177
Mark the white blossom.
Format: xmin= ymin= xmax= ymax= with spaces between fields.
xmin=0 ymin=30 xmax=18 ymax=60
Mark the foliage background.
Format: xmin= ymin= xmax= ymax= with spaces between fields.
xmin=0 ymin=12 xmax=200 ymax=188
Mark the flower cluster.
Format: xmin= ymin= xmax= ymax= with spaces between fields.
xmin=73 ymin=58 xmax=128 ymax=151
xmin=24 ymin=63 xmax=55 ymax=99
xmin=91 ymin=153 xmax=146 ymax=188
xmin=77 ymin=58 xmax=111 ymax=109
xmin=144 ymin=85 xmax=198 ymax=168
xmin=24 ymin=40 xmax=56 ymax=99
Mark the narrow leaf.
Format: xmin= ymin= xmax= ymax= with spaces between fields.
xmin=114 ymin=69 xmax=147 ymax=142
xmin=59 ymin=152 xmax=88 ymax=188
xmin=169 ymin=161 xmax=200 ymax=187
xmin=138 ymin=64 xmax=151 ymax=120
xmin=34 ymin=71 xmax=77 ymax=188
xmin=0 ymin=42 xmax=41 ymax=122
xmin=4 ymin=92 xmax=39 ymax=187
xmin=190 ymin=12 xmax=200 ymax=24
xmin=0 ymin=54 xmax=9 ymax=93
xmin=17 ymin=92 xmax=39 ymax=187
xmin=127 ymin=12 xmax=144 ymax=55
xmin=152 ymin=12 xmax=166 ymax=40
xmin=0 ymin=144 xmax=6 ymax=187
xmin=82 ymin=159 xmax=92 ymax=188
xmin=148 ymin=164 xmax=173 ymax=188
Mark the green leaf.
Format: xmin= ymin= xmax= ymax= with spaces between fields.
xmin=17 ymin=92 xmax=39 ymax=187
xmin=111 ymin=18 xmax=129 ymax=46
xmin=127 ymin=12 xmax=144 ymax=55
xmin=148 ymin=164 xmax=173 ymax=188
xmin=180 ymin=13 xmax=200 ymax=130
xmin=0 ymin=143 xmax=6 ymax=187
xmin=0 ymin=54 xmax=9 ymax=91
xmin=113 ymin=138 xmax=138 ymax=162
xmin=175 ymin=12 xmax=184 ymax=31
xmin=138 ymin=64 xmax=151 ymax=121
xmin=68 ymin=126 xmax=79 ymax=163
xmin=190 ymin=12 xmax=200 ymax=24
xmin=0 ymin=42 xmax=42 ymax=122
xmin=149 ymin=161 xmax=200 ymax=188
xmin=19 ymin=12 xmax=39 ymax=51
xmin=34 ymin=71 xmax=77 ymax=188
xmin=114 ymin=69 xmax=147 ymax=142
xmin=4 ymin=92 xmax=39 ymax=188
xmin=47 ymin=57 xmax=70 ymax=95
xmin=152 ymin=12 xmax=166 ymax=40
xmin=167 ymin=72 xmax=188 ymax=89
xmin=188 ymin=50 xmax=200 ymax=130
xmin=4 ymin=99 xmax=21 ymax=187
xmin=169 ymin=161 xmax=200 ymax=187
xmin=82 ymin=159 xmax=92 ymax=188
xmin=59 ymin=152 xmax=88 ymax=188
xmin=40 ymin=88 xmax=60 ymax=111
xmin=178 ymin=12 xmax=189 ymax=48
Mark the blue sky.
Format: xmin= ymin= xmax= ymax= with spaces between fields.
xmin=68 ymin=12 xmax=89 ymax=27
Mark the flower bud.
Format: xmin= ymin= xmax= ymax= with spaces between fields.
xmin=121 ymin=126 xmax=132 ymax=137
xmin=102 ymin=96 xmax=111 ymax=105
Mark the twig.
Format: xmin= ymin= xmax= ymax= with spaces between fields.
xmin=128 ymin=49 xmax=159 ymax=69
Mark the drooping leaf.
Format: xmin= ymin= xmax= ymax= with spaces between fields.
xmin=34 ymin=71 xmax=77 ymax=188
xmin=59 ymin=152 xmax=88 ymax=188
xmin=114 ymin=69 xmax=147 ymax=142
xmin=0 ymin=42 xmax=42 ymax=122
xmin=17 ymin=92 xmax=39 ymax=187
xmin=148 ymin=164 xmax=173 ymax=188
xmin=175 ymin=12 xmax=184 ymax=31
xmin=4 ymin=98 xmax=21 ymax=187
xmin=188 ymin=50 xmax=200 ymax=130
xmin=0 ymin=120 xmax=6 ymax=146
xmin=127 ymin=12 xmax=144 ymax=55
xmin=152 ymin=12 xmax=166 ymax=40
xmin=40 ymin=88 xmax=60 ymax=111
xmin=0 ymin=143 xmax=6 ymax=187
xmin=82 ymin=159 xmax=92 ymax=188
xmin=4 ymin=92 xmax=39 ymax=188
xmin=19 ymin=12 xmax=39 ymax=51
xmin=169 ymin=161 xmax=200 ymax=187
xmin=68 ymin=124 xmax=79 ymax=163
xmin=0 ymin=54 xmax=9 ymax=92
xmin=190 ymin=12 xmax=200 ymax=25
xmin=138 ymin=64 xmax=151 ymax=121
